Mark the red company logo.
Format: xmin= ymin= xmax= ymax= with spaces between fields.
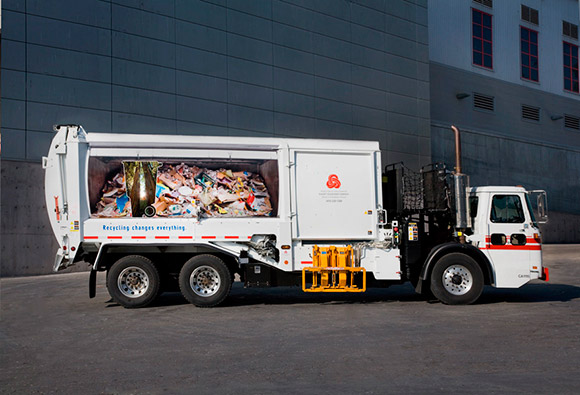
xmin=326 ymin=174 xmax=341 ymax=189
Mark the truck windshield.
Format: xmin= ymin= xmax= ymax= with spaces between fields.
xmin=525 ymin=193 xmax=538 ymax=227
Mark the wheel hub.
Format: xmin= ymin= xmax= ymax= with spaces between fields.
xmin=442 ymin=264 xmax=473 ymax=296
xmin=190 ymin=266 xmax=221 ymax=297
xmin=118 ymin=267 xmax=150 ymax=298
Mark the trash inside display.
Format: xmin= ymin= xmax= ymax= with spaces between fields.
xmin=93 ymin=162 xmax=273 ymax=218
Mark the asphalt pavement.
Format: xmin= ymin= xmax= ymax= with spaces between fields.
xmin=1 ymin=245 xmax=579 ymax=394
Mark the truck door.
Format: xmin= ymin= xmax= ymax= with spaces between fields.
xmin=486 ymin=193 xmax=536 ymax=287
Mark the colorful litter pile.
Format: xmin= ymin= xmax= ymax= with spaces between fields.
xmin=92 ymin=163 xmax=273 ymax=218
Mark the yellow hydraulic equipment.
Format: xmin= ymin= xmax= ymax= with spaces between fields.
xmin=302 ymin=245 xmax=366 ymax=292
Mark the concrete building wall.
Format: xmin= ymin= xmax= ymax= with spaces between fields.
xmin=1 ymin=0 xmax=430 ymax=276
xmin=428 ymin=0 xmax=580 ymax=243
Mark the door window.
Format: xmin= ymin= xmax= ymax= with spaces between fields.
xmin=490 ymin=195 xmax=525 ymax=223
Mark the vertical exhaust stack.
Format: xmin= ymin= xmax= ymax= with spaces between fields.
xmin=451 ymin=126 xmax=470 ymax=240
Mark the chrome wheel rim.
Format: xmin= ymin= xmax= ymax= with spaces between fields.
xmin=118 ymin=266 xmax=150 ymax=298
xmin=442 ymin=264 xmax=473 ymax=295
xmin=190 ymin=266 xmax=221 ymax=297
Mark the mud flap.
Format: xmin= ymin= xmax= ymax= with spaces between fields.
xmin=89 ymin=269 xmax=97 ymax=298
xmin=53 ymin=248 xmax=66 ymax=271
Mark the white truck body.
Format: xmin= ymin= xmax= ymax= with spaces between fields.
xmin=43 ymin=125 xmax=548 ymax=307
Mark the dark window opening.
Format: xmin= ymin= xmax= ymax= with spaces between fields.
xmin=472 ymin=8 xmax=493 ymax=69
xmin=469 ymin=196 xmax=479 ymax=219
xmin=563 ymin=21 xmax=579 ymax=40
xmin=563 ymin=42 xmax=579 ymax=93
xmin=490 ymin=195 xmax=525 ymax=223
xmin=521 ymin=5 xmax=539 ymax=25
xmin=474 ymin=0 xmax=493 ymax=8
xmin=521 ymin=26 xmax=539 ymax=81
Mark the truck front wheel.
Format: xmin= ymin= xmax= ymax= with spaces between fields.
xmin=430 ymin=253 xmax=484 ymax=305
xmin=179 ymin=254 xmax=232 ymax=307
xmin=107 ymin=255 xmax=160 ymax=308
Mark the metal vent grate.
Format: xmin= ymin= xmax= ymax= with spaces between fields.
xmin=563 ymin=21 xmax=579 ymax=40
xmin=521 ymin=5 xmax=539 ymax=25
xmin=473 ymin=93 xmax=494 ymax=111
xmin=565 ymin=115 xmax=580 ymax=130
xmin=522 ymin=105 xmax=540 ymax=121
xmin=474 ymin=0 xmax=493 ymax=8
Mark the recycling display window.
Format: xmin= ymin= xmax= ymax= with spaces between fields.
xmin=88 ymin=157 xmax=279 ymax=219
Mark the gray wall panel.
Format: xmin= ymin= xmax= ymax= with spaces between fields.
xmin=274 ymin=45 xmax=313 ymax=74
xmin=3 ymin=10 xmax=26 ymax=41
xmin=112 ymin=86 xmax=175 ymax=118
xmin=227 ymin=0 xmax=272 ymax=18
xmin=176 ymin=96 xmax=227 ymax=126
xmin=352 ymin=85 xmax=386 ymax=110
xmin=27 ymin=0 xmax=111 ymax=28
xmin=176 ymin=46 xmax=227 ymax=78
xmin=273 ymin=68 xmax=314 ymax=95
xmin=1 ymin=40 xmax=26 ymax=70
xmin=113 ymin=32 xmax=174 ymax=67
xmin=28 ymin=45 xmax=112 ymax=83
xmin=227 ymin=9 xmax=272 ymax=41
xmin=228 ymin=81 xmax=273 ymax=111
xmin=113 ymin=59 xmax=175 ymax=93
xmin=26 ymin=102 xmax=112 ymax=133
xmin=351 ymin=24 xmax=385 ymax=51
xmin=27 ymin=74 xmax=111 ymax=110
xmin=315 ymin=98 xmax=352 ymax=124
xmin=27 ymin=15 xmax=111 ymax=56
xmin=176 ymin=71 xmax=227 ymax=102
xmin=2 ymin=70 xmax=26 ymax=100
xmin=314 ymin=55 xmax=350 ymax=82
xmin=228 ymin=105 xmax=273 ymax=133
xmin=176 ymin=20 xmax=226 ymax=54
xmin=315 ymin=77 xmax=351 ymax=103
xmin=351 ymin=3 xmax=385 ymax=30
xmin=176 ymin=0 xmax=226 ymax=29
xmin=351 ymin=64 xmax=386 ymax=89
xmin=2 ymin=99 xmax=26 ymax=130
xmin=353 ymin=105 xmax=386 ymax=130
xmin=272 ymin=23 xmax=313 ymax=52
xmin=228 ymin=58 xmax=273 ymax=87
xmin=1 ymin=129 xmax=26 ymax=159
xmin=113 ymin=4 xmax=174 ymax=42
xmin=273 ymin=90 xmax=314 ymax=117
xmin=112 ymin=112 xmax=176 ymax=134
xmin=3 ymin=0 xmax=25 ymax=12
xmin=273 ymin=112 xmax=315 ymax=137
xmin=227 ymin=34 xmax=273 ymax=64
xmin=112 ymin=0 xmax=175 ymax=17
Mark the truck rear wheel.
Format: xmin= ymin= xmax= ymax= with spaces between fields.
xmin=179 ymin=254 xmax=232 ymax=307
xmin=107 ymin=255 xmax=160 ymax=308
xmin=430 ymin=253 xmax=483 ymax=305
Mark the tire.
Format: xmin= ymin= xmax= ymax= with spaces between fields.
xmin=430 ymin=253 xmax=484 ymax=305
xmin=107 ymin=255 xmax=160 ymax=308
xmin=179 ymin=254 xmax=232 ymax=307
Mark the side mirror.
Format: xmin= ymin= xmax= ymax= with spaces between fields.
xmin=530 ymin=190 xmax=548 ymax=224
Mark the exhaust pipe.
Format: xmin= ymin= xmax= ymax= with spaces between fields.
xmin=451 ymin=125 xmax=469 ymax=240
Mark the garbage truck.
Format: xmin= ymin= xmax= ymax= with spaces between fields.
xmin=43 ymin=125 xmax=549 ymax=308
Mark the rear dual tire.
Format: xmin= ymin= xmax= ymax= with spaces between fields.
xmin=179 ymin=254 xmax=232 ymax=307
xmin=107 ymin=255 xmax=160 ymax=308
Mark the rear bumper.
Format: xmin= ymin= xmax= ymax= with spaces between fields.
xmin=540 ymin=267 xmax=549 ymax=282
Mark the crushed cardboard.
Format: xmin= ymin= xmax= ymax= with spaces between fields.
xmin=92 ymin=163 xmax=273 ymax=218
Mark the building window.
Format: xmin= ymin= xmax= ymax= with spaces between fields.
xmin=563 ymin=21 xmax=579 ymax=40
xmin=563 ymin=42 xmax=579 ymax=93
xmin=521 ymin=27 xmax=539 ymax=81
xmin=521 ymin=5 xmax=539 ymax=25
xmin=472 ymin=9 xmax=493 ymax=69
